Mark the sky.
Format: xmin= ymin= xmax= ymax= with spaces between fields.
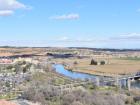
xmin=0 ymin=0 xmax=140 ymax=48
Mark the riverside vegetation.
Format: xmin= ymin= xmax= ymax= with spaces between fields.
xmin=0 ymin=47 xmax=140 ymax=105
xmin=0 ymin=60 xmax=140 ymax=105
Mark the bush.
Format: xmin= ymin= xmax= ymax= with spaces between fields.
xmin=134 ymin=97 xmax=140 ymax=103
xmin=6 ymin=65 xmax=13 ymax=70
xmin=125 ymin=96 xmax=134 ymax=104
xmin=100 ymin=60 xmax=106 ymax=65
xmin=62 ymin=89 xmax=126 ymax=105
xmin=73 ymin=61 xmax=78 ymax=65
xmin=90 ymin=59 xmax=97 ymax=65
xmin=71 ymin=101 xmax=83 ymax=105
xmin=62 ymin=94 xmax=76 ymax=105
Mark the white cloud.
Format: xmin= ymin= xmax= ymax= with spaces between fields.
xmin=120 ymin=33 xmax=140 ymax=37
xmin=118 ymin=33 xmax=140 ymax=40
xmin=58 ymin=36 xmax=69 ymax=41
xmin=53 ymin=33 xmax=140 ymax=45
xmin=50 ymin=13 xmax=80 ymax=20
xmin=107 ymin=33 xmax=140 ymax=44
xmin=0 ymin=10 xmax=14 ymax=16
xmin=0 ymin=0 xmax=29 ymax=16
xmin=0 ymin=0 xmax=26 ymax=10
xmin=137 ymin=8 xmax=140 ymax=12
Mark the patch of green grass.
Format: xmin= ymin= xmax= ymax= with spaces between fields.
xmin=53 ymin=78 xmax=65 ymax=86
xmin=133 ymin=102 xmax=140 ymax=105
xmin=0 ymin=92 xmax=17 ymax=100
xmin=98 ymin=86 xmax=118 ymax=91
xmin=118 ymin=57 xmax=140 ymax=61
xmin=82 ymin=83 xmax=97 ymax=92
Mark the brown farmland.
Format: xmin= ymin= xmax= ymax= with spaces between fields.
xmin=54 ymin=57 xmax=140 ymax=76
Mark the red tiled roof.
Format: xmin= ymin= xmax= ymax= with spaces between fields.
xmin=0 ymin=100 xmax=17 ymax=105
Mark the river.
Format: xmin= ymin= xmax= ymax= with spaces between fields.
xmin=54 ymin=64 xmax=96 ymax=80
xmin=54 ymin=64 xmax=140 ymax=89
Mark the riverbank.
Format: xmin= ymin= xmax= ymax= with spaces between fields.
xmin=63 ymin=64 xmax=117 ymax=77
xmin=70 ymin=69 xmax=120 ymax=77
xmin=53 ymin=58 xmax=140 ymax=77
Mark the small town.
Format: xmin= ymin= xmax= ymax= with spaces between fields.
xmin=0 ymin=47 xmax=139 ymax=105
xmin=1 ymin=0 xmax=140 ymax=105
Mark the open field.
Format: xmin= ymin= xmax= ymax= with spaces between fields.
xmin=0 ymin=47 xmax=46 ymax=57
xmin=1 ymin=47 xmax=140 ymax=76
xmin=54 ymin=57 xmax=140 ymax=76
xmin=1 ymin=47 xmax=140 ymax=104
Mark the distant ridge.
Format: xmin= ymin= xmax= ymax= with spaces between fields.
xmin=0 ymin=46 xmax=140 ymax=52
xmin=68 ymin=47 xmax=140 ymax=52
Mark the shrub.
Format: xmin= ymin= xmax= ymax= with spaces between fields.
xmin=6 ymin=65 xmax=13 ymax=70
xmin=73 ymin=61 xmax=78 ymax=65
xmin=62 ymin=94 xmax=76 ymax=105
xmin=90 ymin=59 xmax=97 ymax=65
xmin=71 ymin=101 xmax=83 ymax=105
xmin=134 ymin=97 xmax=140 ymax=103
xmin=100 ymin=60 xmax=106 ymax=65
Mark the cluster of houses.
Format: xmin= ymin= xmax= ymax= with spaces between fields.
xmin=0 ymin=72 xmax=31 ymax=95
xmin=0 ymin=57 xmax=13 ymax=64
xmin=0 ymin=53 xmax=35 ymax=64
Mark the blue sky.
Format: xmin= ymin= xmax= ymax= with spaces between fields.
xmin=0 ymin=0 xmax=140 ymax=48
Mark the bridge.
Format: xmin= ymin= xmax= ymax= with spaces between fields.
xmin=119 ymin=72 xmax=140 ymax=80
xmin=50 ymin=72 xmax=140 ymax=94
xmin=96 ymin=72 xmax=140 ymax=90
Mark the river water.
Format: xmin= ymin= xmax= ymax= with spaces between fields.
xmin=54 ymin=64 xmax=96 ymax=80
xmin=54 ymin=64 xmax=140 ymax=89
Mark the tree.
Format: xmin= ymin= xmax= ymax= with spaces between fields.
xmin=90 ymin=59 xmax=97 ymax=65
xmin=74 ymin=61 xmax=78 ymax=65
xmin=23 ymin=67 xmax=27 ymax=73
xmin=100 ymin=61 xmax=105 ymax=65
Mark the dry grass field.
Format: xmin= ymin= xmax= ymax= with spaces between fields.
xmin=54 ymin=57 xmax=140 ymax=76
xmin=0 ymin=48 xmax=46 ymax=57
xmin=1 ymin=47 xmax=140 ymax=77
